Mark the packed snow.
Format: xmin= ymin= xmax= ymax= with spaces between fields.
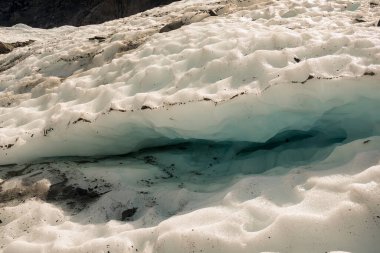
xmin=0 ymin=0 xmax=380 ymax=252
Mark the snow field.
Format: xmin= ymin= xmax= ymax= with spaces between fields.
xmin=0 ymin=0 xmax=380 ymax=252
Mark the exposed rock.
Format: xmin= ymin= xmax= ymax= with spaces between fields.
xmin=354 ymin=18 xmax=366 ymax=23
xmin=208 ymin=9 xmax=218 ymax=16
xmin=159 ymin=20 xmax=185 ymax=33
xmin=0 ymin=42 xmax=13 ymax=54
xmin=0 ymin=0 xmax=180 ymax=28
xmin=11 ymin=40 xmax=35 ymax=48
xmin=159 ymin=10 xmax=215 ymax=33
xmin=88 ymin=36 xmax=106 ymax=42
xmin=121 ymin=207 xmax=138 ymax=220
xmin=0 ymin=40 xmax=35 ymax=54
xmin=370 ymin=1 xmax=379 ymax=8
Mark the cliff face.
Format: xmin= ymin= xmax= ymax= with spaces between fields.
xmin=0 ymin=0 xmax=179 ymax=28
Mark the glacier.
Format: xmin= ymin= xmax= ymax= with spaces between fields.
xmin=0 ymin=0 xmax=380 ymax=252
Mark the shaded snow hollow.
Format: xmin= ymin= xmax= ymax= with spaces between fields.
xmin=0 ymin=0 xmax=380 ymax=253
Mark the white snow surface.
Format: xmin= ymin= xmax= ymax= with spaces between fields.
xmin=0 ymin=0 xmax=379 ymax=164
xmin=0 ymin=0 xmax=380 ymax=252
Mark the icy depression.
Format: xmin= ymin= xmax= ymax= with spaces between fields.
xmin=0 ymin=0 xmax=380 ymax=252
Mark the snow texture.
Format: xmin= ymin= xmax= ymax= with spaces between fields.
xmin=0 ymin=0 xmax=380 ymax=252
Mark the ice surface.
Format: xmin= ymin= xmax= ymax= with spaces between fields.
xmin=1 ymin=0 xmax=379 ymax=164
xmin=0 ymin=0 xmax=380 ymax=252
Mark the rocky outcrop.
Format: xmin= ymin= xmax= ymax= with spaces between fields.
xmin=0 ymin=42 xmax=13 ymax=54
xmin=0 ymin=40 xmax=35 ymax=54
xmin=0 ymin=0 xmax=179 ymax=28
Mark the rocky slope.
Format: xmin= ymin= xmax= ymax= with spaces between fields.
xmin=0 ymin=0 xmax=179 ymax=28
